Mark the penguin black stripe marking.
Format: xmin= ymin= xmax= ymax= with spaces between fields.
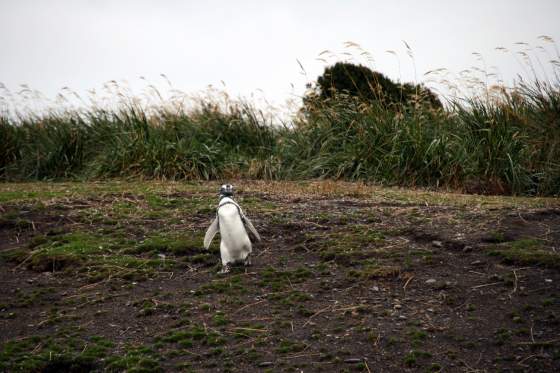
xmin=203 ymin=184 xmax=261 ymax=274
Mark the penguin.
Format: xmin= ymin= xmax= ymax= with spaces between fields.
xmin=204 ymin=184 xmax=261 ymax=274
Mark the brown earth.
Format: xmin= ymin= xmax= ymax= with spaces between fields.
xmin=0 ymin=181 xmax=559 ymax=372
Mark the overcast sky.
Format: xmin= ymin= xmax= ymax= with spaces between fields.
xmin=1 ymin=0 xmax=559 ymax=111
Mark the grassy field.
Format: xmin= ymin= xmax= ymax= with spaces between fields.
xmin=2 ymin=71 xmax=560 ymax=196
xmin=0 ymin=180 xmax=559 ymax=372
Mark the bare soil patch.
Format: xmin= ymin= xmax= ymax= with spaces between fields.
xmin=1 ymin=181 xmax=559 ymax=372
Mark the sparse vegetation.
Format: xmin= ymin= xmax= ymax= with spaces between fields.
xmin=1 ymin=180 xmax=558 ymax=371
xmin=487 ymin=239 xmax=560 ymax=268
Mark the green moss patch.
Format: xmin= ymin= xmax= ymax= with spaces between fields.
xmin=348 ymin=264 xmax=401 ymax=279
xmin=487 ymin=239 xmax=560 ymax=269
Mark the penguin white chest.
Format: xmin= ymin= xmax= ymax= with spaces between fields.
xmin=217 ymin=203 xmax=252 ymax=265
xmin=203 ymin=185 xmax=261 ymax=274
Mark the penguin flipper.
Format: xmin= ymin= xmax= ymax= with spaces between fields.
xmin=204 ymin=217 xmax=219 ymax=249
xmin=242 ymin=215 xmax=261 ymax=242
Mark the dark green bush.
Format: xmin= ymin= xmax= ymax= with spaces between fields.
xmin=303 ymin=62 xmax=442 ymax=112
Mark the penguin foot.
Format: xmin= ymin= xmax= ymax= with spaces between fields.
xmin=244 ymin=255 xmax=252 ymax=267
xmin=218 ymin=264 xmax=231 ymax=274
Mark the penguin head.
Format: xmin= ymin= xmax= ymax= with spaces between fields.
xmin=219 ymin=184 xmax=234 ymax=198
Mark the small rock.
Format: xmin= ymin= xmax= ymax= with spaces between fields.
xmin=427 ymin=308 xmax=435 ymax=313
xmin=258 ymin=362 xmax=274 ymax=367
xmin=432 ymin=240 xmax=443 ymax=248
xmin=372 ymin=286 xmax=379 ymax=292
xmin=137 ymin=309 xmax=151 ymax=316
xmin=545 ymin=279 xmax=553 ymax=283
xmin=394 ymin=304 xmax=402 ymax=309
xmin=426 ymin=279 xmax=437 ymax=284
xmin=489 ymin=274 xmax=503 ymax=281
xmin=471 ymin=260 xmax=484 ymax=266
xmin=344 ymin=358 xmax=362 ymax=364
xmin=463 ymin=245 xmax=473 ymax=253
xmin=26 ymin=279 xmax=34 ymax=284
xmin=399 ymin=315 xmax=407 ymax=320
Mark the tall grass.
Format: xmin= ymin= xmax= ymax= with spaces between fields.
xmin=278 ymin=89 xmax=551 ymax=195
xmin=1 ymin=52 xmax=559 ymax=196
xmin=0 ymin=100 xmax=279 ymax=181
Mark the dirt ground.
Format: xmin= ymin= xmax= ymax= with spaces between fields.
xmin=0 ymin=180 xmax=559 ymax=372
